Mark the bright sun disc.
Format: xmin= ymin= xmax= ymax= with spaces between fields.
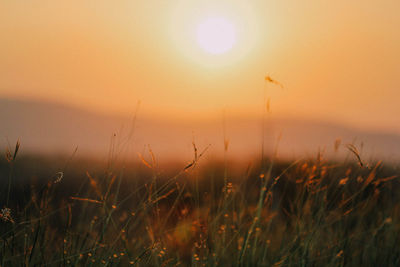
xmin=196 ymin=17 xmax=237 ymax=55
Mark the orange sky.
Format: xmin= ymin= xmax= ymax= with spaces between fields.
xmin=1 ymin=0 xmax=400 ymax=133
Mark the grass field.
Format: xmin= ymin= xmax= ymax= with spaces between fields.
xmin=0 ymin=140 xmax=399 ymax=266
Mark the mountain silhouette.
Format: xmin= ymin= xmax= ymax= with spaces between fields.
xmin=1 ymin=98 xmax=399 ymax=163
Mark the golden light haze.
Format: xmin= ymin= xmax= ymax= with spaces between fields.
xmin=1 ymin=1 xmax=400 ymax=133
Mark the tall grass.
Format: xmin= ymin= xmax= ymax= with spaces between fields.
xmin=0 ymin=139 xmax=399 ymax=266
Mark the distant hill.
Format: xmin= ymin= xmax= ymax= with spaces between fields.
xmin=1 ymin=98 xmax=400 ymax=163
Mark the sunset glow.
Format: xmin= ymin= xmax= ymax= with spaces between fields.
xmin=0 ymin=1 xmax=399 ymax=133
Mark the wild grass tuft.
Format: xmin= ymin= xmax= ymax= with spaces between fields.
xmin=0 ymin=138 xmax=399 ymax=266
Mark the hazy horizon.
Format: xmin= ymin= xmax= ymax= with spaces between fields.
xmin=2 ymin=97 xmax=400 ymax=164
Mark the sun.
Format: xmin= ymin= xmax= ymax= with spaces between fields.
xmin=196 ymin=17 xmax=237 ymax=55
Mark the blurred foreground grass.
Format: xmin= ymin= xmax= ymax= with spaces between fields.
xmin=0 ymin=143 xmax=399 ymax=266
